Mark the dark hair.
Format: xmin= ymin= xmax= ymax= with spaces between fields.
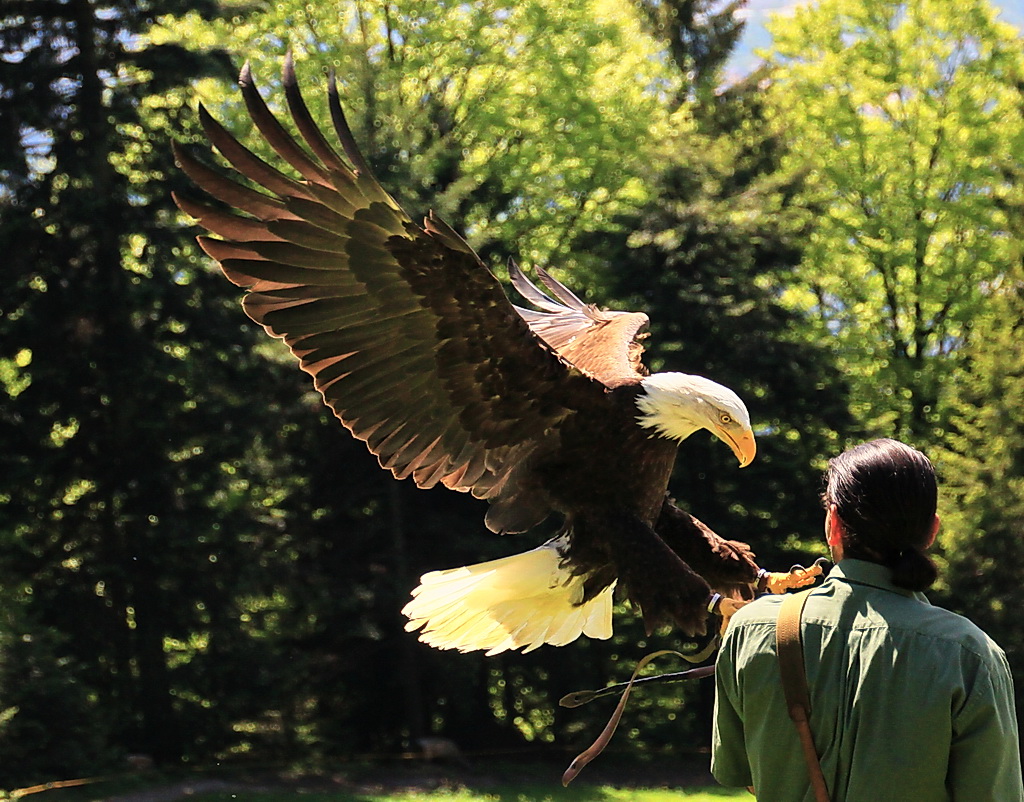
xmin=822 ymin=438 xmax=939 ymax=591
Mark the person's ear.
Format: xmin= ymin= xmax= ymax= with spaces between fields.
xmin=826 ymin=504 xmax=844 ymax=547
xmin=926 ymin=514 xmax=940 ymax=548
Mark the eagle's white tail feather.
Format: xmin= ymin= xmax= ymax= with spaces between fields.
xmin=401 ymin=539 xmax=615 ymax=655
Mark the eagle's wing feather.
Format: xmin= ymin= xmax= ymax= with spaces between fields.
xmin=174 ymin=58 xmax=605 ymax=510
xmin=509 ymin=260 xmax=649 ymax=384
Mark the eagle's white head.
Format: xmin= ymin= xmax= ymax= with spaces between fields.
xmin=635 ymin=372 xmax=756 ymax=467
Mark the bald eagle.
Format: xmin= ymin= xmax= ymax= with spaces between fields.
xmin=173 ymin=56 xmax=764 ymax=656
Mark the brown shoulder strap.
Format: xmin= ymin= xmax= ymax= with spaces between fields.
xmin=777 ymin=590 xmax=831 ymax=802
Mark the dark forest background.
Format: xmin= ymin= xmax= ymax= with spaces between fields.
xmin=1 ymin=0 xmax=1022 ymax=788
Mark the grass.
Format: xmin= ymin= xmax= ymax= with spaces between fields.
xmin=193 ymin=787 xmax=747 ymax=802
xmin=18 ymin=758 xmax=750 ymax=802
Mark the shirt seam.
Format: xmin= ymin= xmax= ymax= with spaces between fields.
xmin=727 ymin=617 xmax=999 ymax=665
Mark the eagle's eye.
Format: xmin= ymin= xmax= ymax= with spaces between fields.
xmin=719 ymin=413 xmax=733 ymax=425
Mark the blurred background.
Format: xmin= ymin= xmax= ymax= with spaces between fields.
xmin=0 ymin=0 xmax=1022 ymax=790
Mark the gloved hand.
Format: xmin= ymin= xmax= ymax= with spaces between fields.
xmin=760 ymin=557 xmax=831 ymax=594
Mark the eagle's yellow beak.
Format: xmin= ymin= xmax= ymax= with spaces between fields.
xmin=718 ymin=427 xmax=756 ymax=468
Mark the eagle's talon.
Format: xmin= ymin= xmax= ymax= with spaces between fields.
xmin=642 ymin=584 xmax=712 ymax=637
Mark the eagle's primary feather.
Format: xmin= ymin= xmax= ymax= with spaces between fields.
xmin=174 ymin=55 xmax=761 ymax=653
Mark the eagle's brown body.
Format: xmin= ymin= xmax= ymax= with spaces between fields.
xmin=174 ymin=56 xmax=760 ymax=651
xmin=542 ymin=384 xmax=676 ymax=519
xmin=501 ymin=381 xmax=700 ymax=629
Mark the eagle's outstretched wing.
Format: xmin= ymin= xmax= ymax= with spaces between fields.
xmin=173 ymin=56 xmax=645 ymax=520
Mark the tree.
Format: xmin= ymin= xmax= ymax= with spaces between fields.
xmin=934 ymin=270 xmax=1024 ymax=720
xmin=633 ymin=0 xmax=747 ymax=104
xmin=0 ymin=0 xmax=313 ymax=780
xmin=762 ymin=0 xmax=1024 ymax=439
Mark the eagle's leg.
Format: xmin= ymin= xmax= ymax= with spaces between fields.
xmin=655 ymin=497 xmax=760 ymax=601
xmin=578 ymin=510 xmax=713 ymax=638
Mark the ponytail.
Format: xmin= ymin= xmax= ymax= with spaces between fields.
xmin=889 ymin=546 xmax=939 ymax=592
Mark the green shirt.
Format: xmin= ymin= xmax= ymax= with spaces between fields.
xmin=712 ymin=559 xmax=1023 ymax=802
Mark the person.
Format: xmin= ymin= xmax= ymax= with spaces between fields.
xmin=711 ymin=438 xmax=1023 ymax=801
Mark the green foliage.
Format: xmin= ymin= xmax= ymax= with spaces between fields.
xmin=156 ymin=0 xmax=678 ymax=275
xmin=0 ymin=594 xmax=116 ymax=781
xmin=762 ymin=0 xmax=1024 ymax=439
xmin=933 ymin=272 xmax=1024 ymax=718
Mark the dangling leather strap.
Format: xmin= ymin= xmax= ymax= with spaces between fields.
xmin=777 ymin=590 xmax=831 ymax=802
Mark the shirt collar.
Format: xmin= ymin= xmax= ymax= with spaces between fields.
xmin=827 ymin=558 xmax=922 ymax=599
